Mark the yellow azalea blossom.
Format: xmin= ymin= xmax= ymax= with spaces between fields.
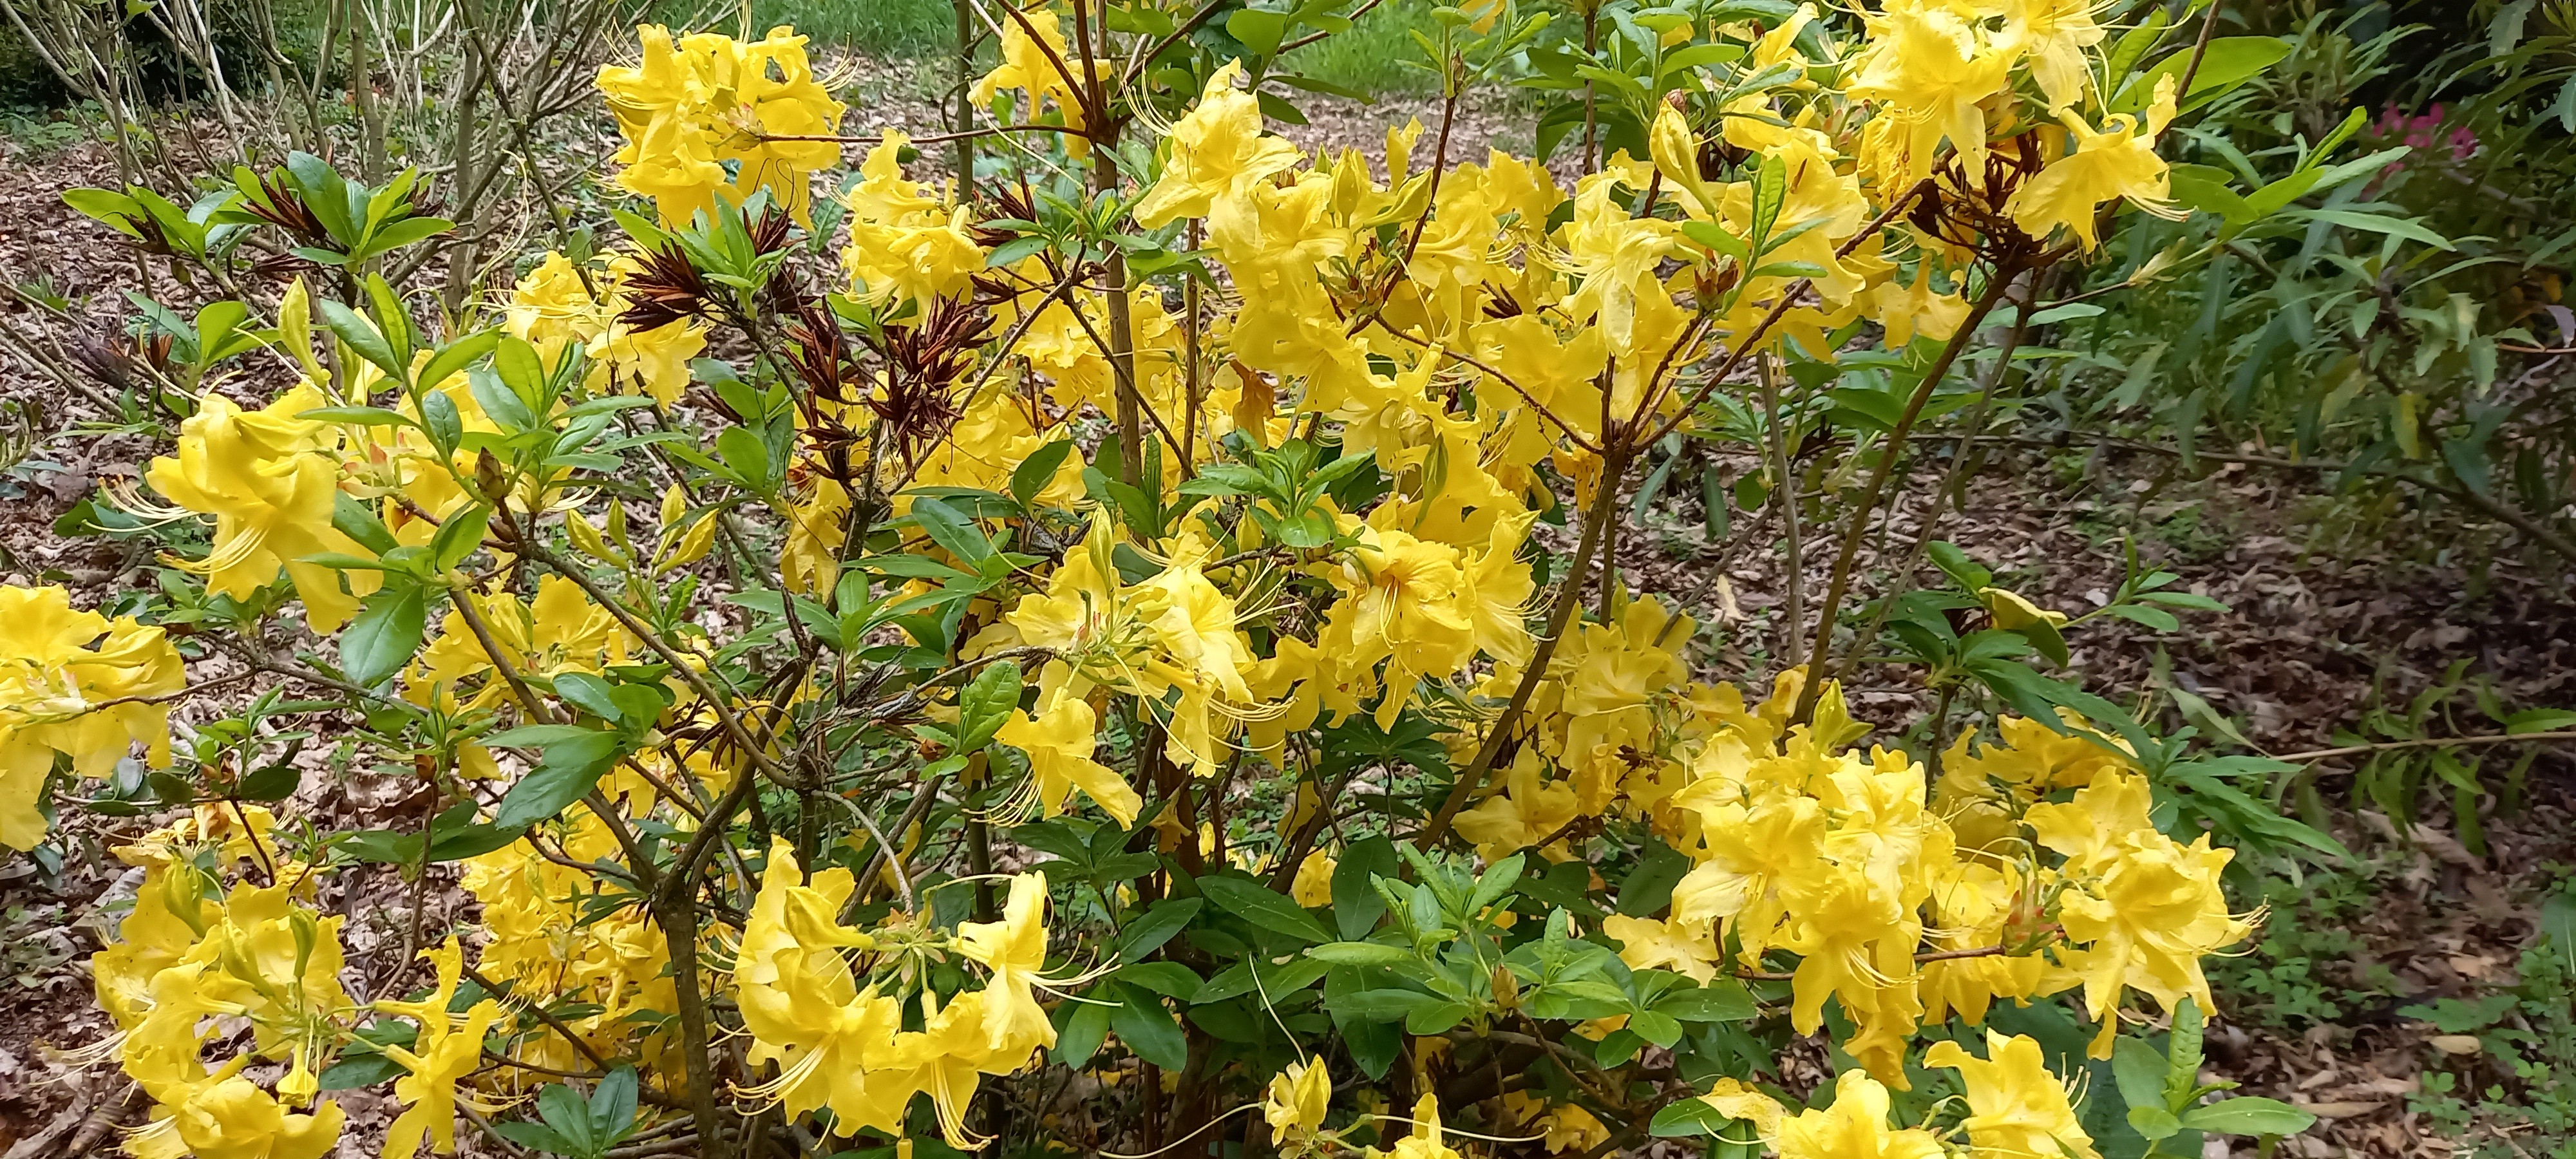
xmin=1982 ymin=586 xmax=2070 ymax=632
xmin=145 ymin=381 xmax=377 ymax=632
xmin=1133 ymin=61 xmax=1305 ymax=231
xmin=2002 ymin=0 xmax=2108 ymax=112
xmin=598 ymin=26 xmax=846 ymax=225
xmin=507 ymin=250 xmax=709 ymax=406
xmin=380 ymin=938 xmax=509 ymax=1159
xmin=1454 ymin=755 xmax=1581 ymax=865
xmin=2009 ymin=75 xmax=2181 ymax=249
xmin=1264 ymin=1057 xmax=1333 ymax=1140
xmin=1924 ymin=1032 xmax=2101 ymax=1159
xmin=128 ymin=1055 xmax=345 ymax=1159
xmin=1291 ymin=849 xmax=1338 ymax=907
xmin=998 ymin=685 xmax=1143 ymax=827
xmin=1698 ymin=1076 xmax=1786 ymax=1137
xmin=413 ymin=576 xmax=632 ymax=708
xmin=2029 ymin=773 xmax=2252 ymax=1054
xmin=1387 ymin=1093 xmax=1465 ymax=1159
xmin=1848 ymin=0 xmax=2016 ymax=188
xmin=842 ymin=137 xmax=989 ymax=306
xmin=1773 ymin=1071 xmax=1947 ymax=1159
xmin=0 ymin=585 xmax=184 ymax=849
xmin=956 ymin=871 xmax=1059 ymax=1063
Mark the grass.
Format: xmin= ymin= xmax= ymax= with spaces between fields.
xmin=665 ymin=0 xmax=1445 ymax=97
xmin=652 ymin=0 xmax=957 ymax=57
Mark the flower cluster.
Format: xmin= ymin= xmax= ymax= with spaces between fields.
xmin=734 ymin=845 xmax=1063 ymax=1147
xmin=0 ymin=585 xmax=183 ymax=849
xmin=597 ymin=26 xmax=845 ymax=225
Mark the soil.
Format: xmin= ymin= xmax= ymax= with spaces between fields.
xmin=0 ymin=63 xmax=2570 ymax=1159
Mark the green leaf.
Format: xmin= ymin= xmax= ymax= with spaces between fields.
xmin=956 ymin=661 xmax=1024 ymax=751
xmin=1110 ymin=985 xmax=1189 ymax=1069
xmin=907 ymin=496 xmax=995 ymax=565
xmin=319 ymin=1053 xmax=406 ymax=1090
xmin=1650 ymin=1098 xmax=1740 ymax=1138
xmin=2166 ymin=997 xmax=2207 ymax=1102
xmin=495 ymin=731 xmax=621 ymax=827
xmin=2134 ymin=590 xmax=2230 ymax=612
xmin=339 ymin=586 xmax=428 ymax=686
xmin=1338 ymin=988 xmax=1440 ymax=1021
xmin=416 ymin=329 xmax=498 ymax=394
xmin=1009 ymin=439 xmax=1076 ymax=506
xmin=1333 ymin=835 xmax=1400 ymax=938
xmin=2506 ymin=709 xmax=2576 ymax=735
xmin=1652 ymin=979 xmax=1757 ymax=1022
xmin=1306 ymin=941 xmax=1412 ymax=967
xmin=2112 ymin=1035 xmax=2169 ymax=1116
xmin=1405 ymin=1000 xmax=1468 ymax=1036
xmin=1054 ymin=997 xmax=1113 ymax=1066
xmin=237 ymin=764 xmax=301 ymax=802
xmin=1926 ymin=541 xmax=1992 ymax=591
xmin=2182 ymin=1097 xmax=2315 ymax=1136
xmin=2126 ymin=1104 xmax=2183 ymax=1141
xmin=551 ymin=672 xmax=625 ymax=722
xmin=1616 ymin=838 xmax=1692 ymax=916
xmin=2116 ymin=37 xmax=2289 ymax=113
xmin=2291 ymin=209 xmax=2455 ymax=252
xmin=1197 ymin=874 xmax=1332 ymax=943
xmin=427 ymin=504 xmax=490 ymax=572
xmin=1117 ymin=898 xmax=1202 ymax=963
xmin=332 ymin=493 xmax=399 ymax=556
xmin=1227 ymin=8 xmax=1289 ymax=54
xmin=318 ymin=298 xmax=404 ymax=382
xmin=1112 ymin=961 xmax=1203 ymax=1002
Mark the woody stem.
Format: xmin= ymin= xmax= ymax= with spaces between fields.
xmin=1420 ymin=440 xmax=1633 ymax=847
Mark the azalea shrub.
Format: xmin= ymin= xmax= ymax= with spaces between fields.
xmin=12 ymin=1 xmax=2374 ymax=1156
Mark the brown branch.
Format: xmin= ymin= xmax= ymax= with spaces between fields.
xmin=2275 ymin=731 xmax=2576 ymax=764
xmin=1788 ymin=272 xmax=2018 ymax=726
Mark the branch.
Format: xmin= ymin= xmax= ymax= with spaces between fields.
xmin=2274 ymin=731 xmax=2576 ymax=764
xmin=1788 ymin=272 xmax=2018 ymax=726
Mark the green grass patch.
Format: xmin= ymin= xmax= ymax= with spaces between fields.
xmin=658 ymin=0 xmax=1444 ymax=97
xmin=652 ymin=0 xmax=956 ymax=57
xmin=1276 ymin=0 xmax=1443 ymax=97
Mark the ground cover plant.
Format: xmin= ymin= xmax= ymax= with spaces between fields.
xmin=1 ymin=0 xmax=2573 ymax=1158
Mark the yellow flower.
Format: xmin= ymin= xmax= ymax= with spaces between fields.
xmin=1924 ymin=1032 xmax=2100 ymax=1159
xmin=2008 ymin=75 xmax=2180 ymax=249
xmin=1698 ymin=1076 xmax=1786 ymax=1137
xmin=413 ymin=576 xmax=631 ymax=708
xmin=970 ymin=6 xmax=1099 ymax=153
xmin=379 ymin=938 xmax=509 ymax=1159
xmin=1848 ymin=0 xmax=2016 ymax=189
xmin=1132 ymin=61 xmax=1304 ymax=230
xmin=0 ymin=585 xmax=184 ymax=849
xmin=598 ymin=26 xmax=846 ymax=225
xmin=507 ymin=250 xmax=709 ymax=406
xmin=998 ymin=686 xmax=1142 ymax=827
xmin=1291 ymin=850 xmax=1338 ymax=907
xmin=956 ymin=871 xmax=1059 ymax=1063
xmin=2001 ymin=0 xmax=2107 ymax=112
xmin=1603 ymin=913 xmax=1725 ymax=983
xmin=1870 ymin=273 xmax=1972 ymax=346
xmin=1388 ymin=1094 xmax=1464 ymax=1159
xmin=145 ymin=382 xmax=376 ymax=632
xmin=1774 ymin=1071 xmax=1946 ymax=1159
xmin=1454 ymin=755 xmax=1580 ymax=865
xmin=1322 ymin=522 xmax=1477 ymax=727
xmin=1264 ymin=1057 xmax=1333 ymax=1139
xmin=2028 ymin=773 xmax=2251 ymax=1053
xmin=130 ymin=1056 xmax=345 ymax=1159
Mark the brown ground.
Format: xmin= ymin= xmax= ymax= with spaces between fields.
xmin=1 ymin=70 xmax=2570 ymax=1159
